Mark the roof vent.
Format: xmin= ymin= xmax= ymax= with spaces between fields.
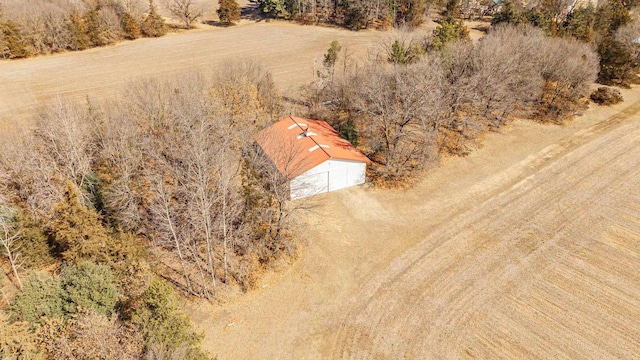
xmin=309 ymin=144 xmax=329 ymax=152
xmin=288 ymin=123 xmax=307 ymax=130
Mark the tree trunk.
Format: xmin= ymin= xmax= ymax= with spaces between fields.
xmin=162 ymin=194 xmax=194 ymax=295
xmin=222 ymin=195 xmax=229 ymax=284
xmin=1 ymin=222 xmax=22 ymax=290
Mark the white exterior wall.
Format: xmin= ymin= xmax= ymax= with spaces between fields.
xmin=290 ymin=159 xmax=366 ymax=200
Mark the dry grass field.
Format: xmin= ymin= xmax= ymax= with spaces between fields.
xmin=190 ymin=87 xmax=640 ymax=359
xmin=0 ymin=21 xmax=388 ymax=133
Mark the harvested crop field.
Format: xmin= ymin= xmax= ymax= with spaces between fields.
xmin=0 ymin=21 xmax=387 ymax=132
xmin=190 ymin=87 xmax=640 ymax=359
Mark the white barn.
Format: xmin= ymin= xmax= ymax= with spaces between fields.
xmin=256 ymin=116 xmax=370 ymax=200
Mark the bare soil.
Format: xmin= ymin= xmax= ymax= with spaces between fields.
xmin=189 ymin=86 xmax=640 ymax=359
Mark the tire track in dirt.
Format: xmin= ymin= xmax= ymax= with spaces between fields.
xmin=332 ymin=100 xmax=640 ymax=359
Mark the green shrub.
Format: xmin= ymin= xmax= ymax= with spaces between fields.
xmin=132 ymin=280 xmax=206 ymax=358
xmin=10 ymin=274 xmax=64 ymax=326
xmin=11 ymin=263 xmax=120 ymax=326
xmin=59 ymin=262 xmax=120 ymax=317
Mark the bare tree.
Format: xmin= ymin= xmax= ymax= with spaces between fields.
xmin=0 ymin=133 xmax=63 ymax=219
xmin=0 ymin=206 xmax=23 ymax=289
xmin=164 ymin=0 xmax=203 ymax=28
xmin=348 ymin=59 xmax=441 ymax=179
xmin=29 ymin=64 xmax=293 ymax=299
xmin=34 ymin=98 xmax=96 ymax=196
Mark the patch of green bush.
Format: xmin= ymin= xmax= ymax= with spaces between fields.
xmin=10 ymin=262 xmax=120 ymax=325
xmin=132 ymin=280 xmax=208 ymax=359
xmin=59 ymin=262 xmax=120 ymax=316
xmin=10 ymin=274 xmax=64 ymax=326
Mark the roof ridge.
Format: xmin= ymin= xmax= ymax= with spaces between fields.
xmin=291 ymin=117 xmax=332 ymax=160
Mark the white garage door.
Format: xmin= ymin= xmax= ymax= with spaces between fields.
xmin=329 ymin=166 xmax=349 ymax=191
xmin=290 ymin=160 xmax=366 ymax=200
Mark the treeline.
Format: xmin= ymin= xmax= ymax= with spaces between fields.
xmin=492 ymin=0 xmax=640 ymax=86
xmin=306 ymin=25 xmax=599 ymax=183
xmin=0 ymin=61 xmax=296 ymax=358
xmin=253 ymin=0 xmax=431 ymax=29
xmin=0 ymin=0 xmax=167 ymax=59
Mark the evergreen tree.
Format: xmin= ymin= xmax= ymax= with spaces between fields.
xmin=0 ymin=311 xmax=41 ymax=359
xmin=65 ymin=11 xmax=90 ymax=51
xmin=444 ymin=0 xmax=462 ymax=19
xmin=597 ymin=35 xmax=634 ymax=85
xmin=491 ymin=0 xmax=523 ymax=26
xmin=141 ymin=0 xmax=167 ymax=37
xmin=522 ymin=7 xmax=552 ymax=34
xmin=218 ymin=0 xmax=241 ymax=26
xmin=48 ymin=182 xmax=114 ymax=263
xmin=562 ymin=4 xmax=596 ymax=42
xmin=344 ymin=3 xmax=368 ymax=30
xmin=59 ymin=262 xmax=120 ymax=317
xmin=431 ymin=17 xmax=470 ymax=51
xmin=396 ymin=0 xmax=426 ymax=27
xmin=595 ymin=0 xmax=633 ymax=85
xmin=256 ymin=0 xmax=290 ymax=18
xmin=595 ymin=0 xmax=630 ymax=36
xmin=10 ymin=274 xmax=64 ymax=325
xmin=84 ymin=8 xmax=107 ymax=47
xmin=132 ymin=280 xmax=205 ymax=356
xmin=0 ymin=20 xmax=29 ymax=59
xmin=121 ymin=11 xmax=141 ymax=40
xmin=388 ymin=39 xmax=423 ymax=64
xmin=323 ymin=40 xmax=342 ymax=69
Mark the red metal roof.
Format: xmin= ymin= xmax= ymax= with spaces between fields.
xmin=256 ymin=116 xmax=370 ymax=178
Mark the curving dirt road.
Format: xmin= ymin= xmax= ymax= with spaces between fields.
xmin=191 ymin=88 xmax=640 ymax=359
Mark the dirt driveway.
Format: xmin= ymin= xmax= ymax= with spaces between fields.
xmin=191 ymin=87 xmax=640 ymax=359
